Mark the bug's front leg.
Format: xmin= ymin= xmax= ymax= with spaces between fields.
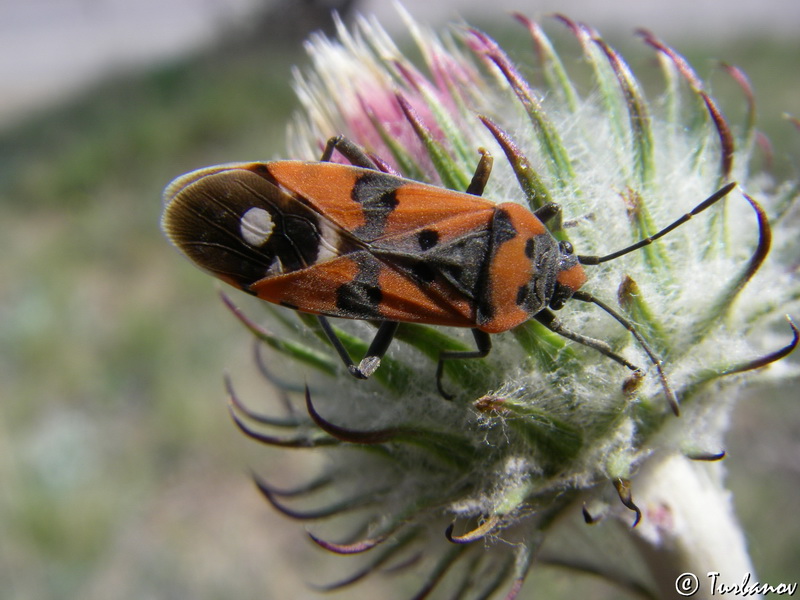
xmin=318 ymin=316 xmax=400 ymax=379
xmin=533 ymin=202 xmax=561 ymax=225
xmin=533 ymin=309 xmax=641 ymax=372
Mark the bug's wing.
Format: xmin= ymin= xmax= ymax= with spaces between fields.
xmin=162 ymin=164 xmax=352 ymax=292
xmin=249 ymin=250 xmax=477 ymax=328
xmin=263 ymin=161 xmax=496 ymax=243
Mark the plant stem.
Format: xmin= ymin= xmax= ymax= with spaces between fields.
xmin=629 ymin=453 xmax=759 ymax=600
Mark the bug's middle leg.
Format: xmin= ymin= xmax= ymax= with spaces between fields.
xmin=318 ymin=316 xmax=400 ymax=379
xmin=436 ymin=329 xmax=492 ymax=399
xmin=319 ymin=136 xmax=379 ymax=170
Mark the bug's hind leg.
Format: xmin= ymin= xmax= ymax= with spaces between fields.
xmin=319 ymin=136 xmax=380 ymax=170
xmin=318 ymin=316 xmax=399 ymax=379
xmin=436 ymin=329 xmax=492 ymax=400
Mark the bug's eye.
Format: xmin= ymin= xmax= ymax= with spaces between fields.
xmin=559 ymin=240 xmax=574 ymax=254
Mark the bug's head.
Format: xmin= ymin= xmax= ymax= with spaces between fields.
xmin=550 ymin=240 xmax=586 ymax=310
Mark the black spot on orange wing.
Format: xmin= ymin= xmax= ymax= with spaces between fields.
xmin=417 ymin=228 xmax=440 ymax=250
xmin=248 ymin=255 xmax=360 ymax=315
xmin=335 ymin=252 xmax=384 ymax=319
xmin=382 ymin=182 xmax=496 ymax=242
xmin=351 ymin=171 xmax=401 ymax=240
xmin=259 ymin=161 xmax=368 ymax=232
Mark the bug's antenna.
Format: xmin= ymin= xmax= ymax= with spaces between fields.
xmin=578 ymin=182 xmax=736 ymax=265
xmin=571 ymin=290 xmax=679 ymax=415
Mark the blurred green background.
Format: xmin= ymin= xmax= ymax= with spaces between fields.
xmin=1 ymin=2 xmax=798 ymax=598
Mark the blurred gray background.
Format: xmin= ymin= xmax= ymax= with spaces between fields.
xmin=1 ymin=1 xmax=797 ymax=599
xmin=2 ymin=0 xmax=798 ymax=124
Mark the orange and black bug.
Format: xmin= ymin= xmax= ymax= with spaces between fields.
xmin=162 ymin=136 xmax=735 ymax=414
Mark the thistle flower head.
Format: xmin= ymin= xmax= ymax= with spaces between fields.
xmin=214 ymin=9 xmax=799 ymax=598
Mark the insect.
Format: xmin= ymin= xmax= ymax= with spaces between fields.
xmin=162 ymin=135 xmax=735 ymax=414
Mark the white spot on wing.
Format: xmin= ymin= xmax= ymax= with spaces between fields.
xmin=316 ymin=219 xmax=342 ymax=263
xmin=240 ymin=207 xmax=274 ymax=247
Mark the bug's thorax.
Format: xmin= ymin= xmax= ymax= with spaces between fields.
xmin=551 ymin=245 xmax=586 ymax=310
xmin=474 ymin=203 xmax=582 ymax=333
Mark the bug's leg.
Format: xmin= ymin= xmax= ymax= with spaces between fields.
xmin=534 ymin=309 xmax=641 ymax=371
xmin=534 ymin=307 xmax=679 ymax=415
xmin=319 ymin=136 xmax=379 ymax=170
xmin=465 ymin=149 xmax=494 ymax=196
xmin=533 ymin=202 xmax=561 ymax=225
xmin=317 ymin=316 xmax=399 ymax=379
xmin=436 ymin=329 xmax=492 ymax=399
xmin=570 ymin=291 xmax=679 ymax=415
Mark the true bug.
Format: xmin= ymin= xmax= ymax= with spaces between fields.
xmin=162 ymin=136 xmax=735 ymax=414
